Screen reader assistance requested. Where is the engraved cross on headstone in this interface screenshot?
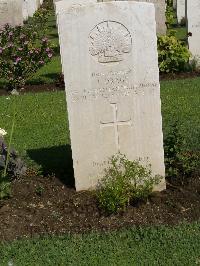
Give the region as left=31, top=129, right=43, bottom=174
left=100, top=103, right=132, bottom=151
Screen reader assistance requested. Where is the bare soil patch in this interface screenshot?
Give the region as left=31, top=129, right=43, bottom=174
left=0, top=175, right=199, bottom=242
left=160, top=71, right=200, bottom=80
left=0, top=84, right=64, bottom=96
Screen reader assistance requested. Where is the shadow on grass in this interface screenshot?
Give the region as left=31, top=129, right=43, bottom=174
left=47, top=23, right=57, bottom=30
left=26, top=79, right=45, bottom=85
left=48, top=33, right=59, bottom=39
left=27, top=144, right=75, bottom=188
left=43, top=72, right=61, bottom=81
left=27, top=73, right=61, bottom=85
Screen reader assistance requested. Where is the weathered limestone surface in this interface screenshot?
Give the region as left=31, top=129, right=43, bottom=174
left=0, top=0, right=23, bottom=28
left=187, top=0, right=200, bottom=63
left=177, top=0, right=185, bottom=23
left=98, top=0, right=166, bottom=35
left=56, top=1, right=166, bottom=191
left=55, top=0, right=96, bottom=73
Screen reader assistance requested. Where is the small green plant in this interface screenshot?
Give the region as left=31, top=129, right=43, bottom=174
left=164, top=121, right=200, bottom=184
left=158, top=32, right=191, bottom=73
left=35, top=185, right=45, bottom=196
left=165, top=6, right=174, bottom=28
left=0, top=171, right=11, bottom=199
left=96, top=153, right=162, bottom=214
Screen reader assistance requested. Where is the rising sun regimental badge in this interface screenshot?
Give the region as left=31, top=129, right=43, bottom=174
left=89, top=20, right=132, bottom=64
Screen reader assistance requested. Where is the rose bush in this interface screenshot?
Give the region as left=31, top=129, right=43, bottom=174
left=0, top=24, right=53, bottom=91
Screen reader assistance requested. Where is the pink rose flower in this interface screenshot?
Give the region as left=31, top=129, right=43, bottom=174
left=15, top=57, right=22, bottom=64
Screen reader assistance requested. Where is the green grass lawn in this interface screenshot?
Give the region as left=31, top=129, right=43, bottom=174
left=0, top=223, right=199, bottom=265
left=174, top=27, right=187, bottom=41
left=161, top=78, right=200, bottom=151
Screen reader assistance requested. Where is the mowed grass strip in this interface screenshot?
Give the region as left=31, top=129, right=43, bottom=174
left=0, top=223, right=200, bottom=265
left=0, top=91, right=69, bottom=154
left=161, top=77, right=200, bottom=151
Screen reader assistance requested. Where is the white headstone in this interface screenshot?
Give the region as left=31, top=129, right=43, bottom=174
left=98, top=0, right=166, bottom=35
left=187, top=0, right=200, bottom=63
left=177, top=0, right=185, bottom=23
left=0, top=0, right=23, bottom=28
left=56, top=1, right=166, bottom=191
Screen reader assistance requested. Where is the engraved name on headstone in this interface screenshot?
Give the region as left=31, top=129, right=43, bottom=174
left=56, top=1, right=166, bottom=191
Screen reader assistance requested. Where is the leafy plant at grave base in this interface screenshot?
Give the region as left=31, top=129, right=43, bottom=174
left=0, top=24, right=53, bottom=91
left=96, top=153, right=162, bottom=214
left=158, top=31, right=191, bottom=73
left=164, top=121, right=200, bottom=185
